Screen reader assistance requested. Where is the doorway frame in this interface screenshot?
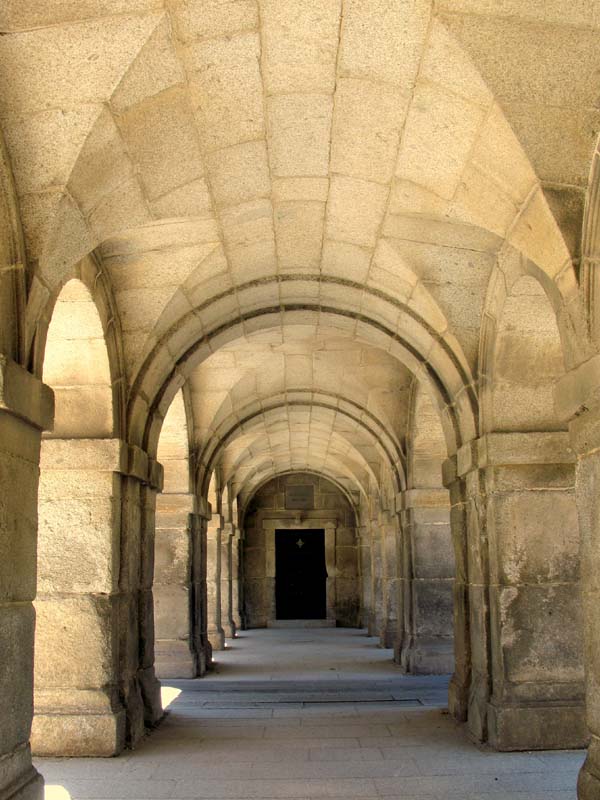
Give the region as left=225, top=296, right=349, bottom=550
left=275, top=528, right=327, bottom=620
left=262, top=517, right=337, bottom=623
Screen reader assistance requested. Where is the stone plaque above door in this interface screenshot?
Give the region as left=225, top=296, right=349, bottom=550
left=285, top=484, right=314, bottom=510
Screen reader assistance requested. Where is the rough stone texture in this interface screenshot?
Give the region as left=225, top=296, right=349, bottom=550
left=444, top=432, right=586, bottom=751
left=1, top=2, right=600, bottom=793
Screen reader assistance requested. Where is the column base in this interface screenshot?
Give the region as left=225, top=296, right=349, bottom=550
left=2, top=768, right=44, bottom=800
left=0, top=748, right=44, bottom=800
left=395, top=637, right=454, bottom=675
left=381, top=624, right=396, bottom=649
left=487, top=700, right=588, bottom=751
left=222, top=622, right=236, bottom=639
left=31, top=709, right=126, bottom=757
left=578, top=743, right=600, bottom=800
left=208, top=628, right=225, bottom=651
left=448, top=672, right=469, bottom=722
left=139, top=666, right=163, bottom=728
left=155, top=640, right=198, bottom=678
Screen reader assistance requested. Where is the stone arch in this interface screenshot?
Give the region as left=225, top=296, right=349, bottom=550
left=128, top=297, right=478, bottom=462
left=0, top=124, right=26, bottom=363
left=32, top=276, right=126, bottom=756
left=196, top=396, right=406, bottom=499
left=577, top=129, right=600, bottom=346
left=480, top=254, right=570, bottom=435
left=241, top=469, right=360, bottom=522
left=218, top=415, right=386, bottom=492
left=42, top=278, right=113, bottom=438
left=29, top=253, right=126, bottom=439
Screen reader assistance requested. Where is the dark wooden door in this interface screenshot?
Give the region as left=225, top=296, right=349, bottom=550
left=275, top=529, right=326, bottom=619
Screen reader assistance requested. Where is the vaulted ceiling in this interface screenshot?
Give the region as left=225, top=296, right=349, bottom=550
left=1, top=0, right=595, bottom=507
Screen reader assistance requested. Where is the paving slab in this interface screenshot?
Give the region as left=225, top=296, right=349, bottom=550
left=37, top=628, right=584, bottom=800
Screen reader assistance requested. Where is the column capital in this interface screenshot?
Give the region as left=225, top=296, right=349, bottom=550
left=555, top=352, right=600, bottom=422
left=156, top=492, right=195, bottom=513
left=443, top=431, right=574, bottom=483
left=0, top=354, right=53, bottom=430
left=395, top=488, right=449, bottom=512
left=39, top=438, right=164, bottom=490
left=197, top=496, right=212, bottom=519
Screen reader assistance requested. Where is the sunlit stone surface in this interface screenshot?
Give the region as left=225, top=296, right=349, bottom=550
left=1, top=2, right=600, bottom=798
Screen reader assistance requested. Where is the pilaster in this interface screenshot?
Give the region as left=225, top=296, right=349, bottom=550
left=231, top=528, right=243, bottom=631
left=220, top=523, right=236, bottom=639
left=557, top=360, right=600, bottom=797
left=154, top=492, right=199, bottom=678
left=33, top=437, right=164, bottom=753
left=206, top=513, right=225, bottom=651
left=445, top=431, right=586, bottom=750
left=394, top=488, right=454, bottom=674
left=0, top=356, right=52, bottom=800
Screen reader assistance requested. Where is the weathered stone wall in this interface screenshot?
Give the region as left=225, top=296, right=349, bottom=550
left=445, top=433, right=585, bottom=751
left=243, top=473, right=360, bottom=628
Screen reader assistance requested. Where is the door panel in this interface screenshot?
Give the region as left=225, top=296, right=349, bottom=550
left=275, top=529, right=326, bottom=619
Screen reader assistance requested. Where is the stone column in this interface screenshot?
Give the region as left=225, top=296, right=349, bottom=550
left=231, top=527, right=243, bottom=631
left=446, top=432, right=585, bottom=750
left=220, top=523, right=236, bottom=639
left=357, top=526, right=372, bottom=630
left=33, top=438, right=127, bottom=756
left=137, top=469, right=164, bottom=732
left=320, top=523, right=335, bottom=622
left=206, top=513, right=225, bottom=650
left=442, top=467, right=471, bottom=723
left=34, top=441, right=164, bottom=752
left=0, top=356, right=52, bottom=800
left=154, top=492, right=198, bottom=677
left=369, top=524, right=384, bottom=639
left=381, top=516, right=399, bottom=649
left=334, top=524, right=360, bottom=627
left=395, top=488, right=454, bottom=673
left=191, top=498, right=212, bottom=673
left=556, top=357, right=600, bottom=798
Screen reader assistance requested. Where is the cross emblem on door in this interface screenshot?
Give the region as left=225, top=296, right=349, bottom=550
left=296, top=538, right=304, bottom=549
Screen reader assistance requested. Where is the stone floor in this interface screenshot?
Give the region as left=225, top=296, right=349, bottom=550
left=37, top=628, right=585, bottom=800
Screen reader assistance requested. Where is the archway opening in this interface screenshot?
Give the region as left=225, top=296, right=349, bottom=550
left=32, top=279, right=122, bottom=757
left=242, top=473, right=360, bottom=629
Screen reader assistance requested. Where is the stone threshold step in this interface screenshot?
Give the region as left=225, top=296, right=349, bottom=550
left=196, top=697, right=424, bottom=707
left=267, top=619, right=336, bottom=628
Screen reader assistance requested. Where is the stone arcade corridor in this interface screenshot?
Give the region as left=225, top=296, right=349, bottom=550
left=3, top=2, right=600, bottom=800
left=37, top=629, right=585, bottom=800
